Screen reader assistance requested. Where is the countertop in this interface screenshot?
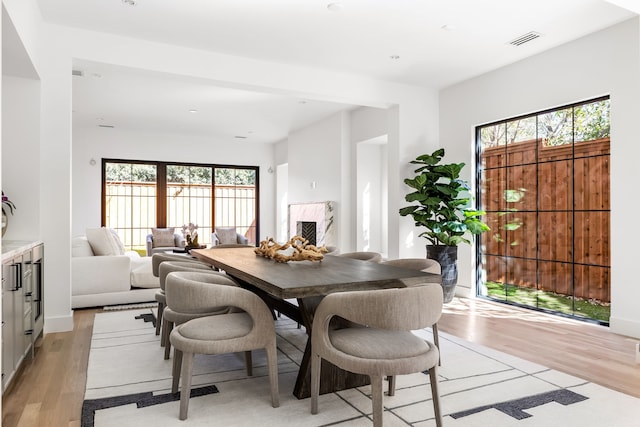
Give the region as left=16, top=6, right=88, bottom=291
left=2, top=240, right=43, bottom=260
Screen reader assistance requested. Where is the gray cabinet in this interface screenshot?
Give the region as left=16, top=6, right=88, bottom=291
left=1, top=241, right=44, bottom=392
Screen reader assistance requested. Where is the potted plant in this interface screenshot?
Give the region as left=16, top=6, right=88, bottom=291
left=2, top=191, right=16, bottom=237
left=399, top=148, right=489, bottom=302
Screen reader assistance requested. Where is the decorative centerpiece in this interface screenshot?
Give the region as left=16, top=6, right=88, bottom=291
left=255, top=235, right=328, bottom=263
left=182, top=222, right=204, bottom=251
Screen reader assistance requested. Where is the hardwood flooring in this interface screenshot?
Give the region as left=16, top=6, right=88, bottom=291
left=2, top=300, right=639, bottom=427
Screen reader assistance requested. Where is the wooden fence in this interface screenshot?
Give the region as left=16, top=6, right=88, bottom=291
left=481, top=137, right=610, bottom=303
left=105, top=182, right=256, bottom=250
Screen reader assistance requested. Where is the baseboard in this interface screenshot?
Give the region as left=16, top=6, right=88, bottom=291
left=44, top=313, right=74, bottom=333
left=610, top=316, right=640, bottom=339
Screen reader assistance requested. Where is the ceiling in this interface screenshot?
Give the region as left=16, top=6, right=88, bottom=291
left=32, top=0, right=638, bottom=143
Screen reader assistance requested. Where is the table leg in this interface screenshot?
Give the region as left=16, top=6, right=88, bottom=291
left=293, top=297, right=370, bottom=399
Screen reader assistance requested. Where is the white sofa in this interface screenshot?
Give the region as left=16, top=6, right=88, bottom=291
left=72, top=229, right=159, bottom=309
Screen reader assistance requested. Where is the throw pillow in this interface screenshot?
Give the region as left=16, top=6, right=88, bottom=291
left=109, top=229, right=126, bottom=255
left=72, top=236, right=94, bottom=257
left=151, top=227, right=176, bottom=248
left=216, top=227, right=238, bottom=245
left=86, top=227, right=121, bottom=256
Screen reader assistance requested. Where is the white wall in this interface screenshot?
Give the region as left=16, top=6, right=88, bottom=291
left=439, top=18, right=640, bottom=338
left=287, top=112, right=350, bottom=250
left=1, top=75, right=40, bottom=240
left=72, top=126, right=276, bottom=239
left=356, top=140, right=387, bottom=255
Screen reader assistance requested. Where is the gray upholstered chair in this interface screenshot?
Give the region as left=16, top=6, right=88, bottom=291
left=168, top=271, right=279, bottom=420
left=337, top=251, right=382, bottom=263
left=310, top=284, right=443, bottom=427
left=160, top=261, right=236, bottom=359
left=381, top=258, right=442, bottom=375
left=211, top=227, right=249, bottom=246
left=154, top=258, right=214, bottom=341
left=146, top=228, right=186, bottom=256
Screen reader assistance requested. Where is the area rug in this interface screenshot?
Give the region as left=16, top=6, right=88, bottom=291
left=102, top=302, right=158, bottom=311
left=83, top=309, right=640, bottom=427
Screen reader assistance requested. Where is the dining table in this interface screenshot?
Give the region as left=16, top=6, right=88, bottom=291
left=191, top=246, right=441, bottom=399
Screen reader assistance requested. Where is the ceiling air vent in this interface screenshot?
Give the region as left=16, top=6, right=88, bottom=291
left=98, top=124, right=114, bottom=128
left=509, top=31, right=542, bottom=47
left=72, top=69, right=84, bottom=77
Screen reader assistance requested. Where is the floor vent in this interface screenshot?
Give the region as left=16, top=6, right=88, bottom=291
left=509, top=31, right=542, bottom=46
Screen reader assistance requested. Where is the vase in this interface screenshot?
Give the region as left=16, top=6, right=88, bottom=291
left=2, top=210, right=7, bottom=237
left=426, top=245, right=458, bottom=303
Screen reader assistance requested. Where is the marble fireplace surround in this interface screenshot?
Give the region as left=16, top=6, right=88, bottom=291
left=288, top=201, right=336, bottom=247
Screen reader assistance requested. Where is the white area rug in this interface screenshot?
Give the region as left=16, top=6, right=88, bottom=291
left=83, top=309, right=640, bottom=427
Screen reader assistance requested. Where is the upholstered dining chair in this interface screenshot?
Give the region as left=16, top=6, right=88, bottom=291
left=160, top=261, right=238, bottom=359
left=337, top=251, right=382, bottom=263
left=310, top=284, right=443, bottom=427
left=168, top=271, right=279, bottom=420
left=151, top=254, right=213, bottom=337
left=381, top=258, right=442, bottom=377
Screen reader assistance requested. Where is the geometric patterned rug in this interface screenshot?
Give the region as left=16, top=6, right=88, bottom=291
left=83, top=309, right=640, bottom=426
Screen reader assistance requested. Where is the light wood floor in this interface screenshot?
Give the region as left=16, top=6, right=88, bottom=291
left=2, top=299, right=639, bottom=427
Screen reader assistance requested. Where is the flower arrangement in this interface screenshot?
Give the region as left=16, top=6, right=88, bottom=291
left=2, top=191, right=16, bottom=216
left=181, top=222, right=199, bottom=246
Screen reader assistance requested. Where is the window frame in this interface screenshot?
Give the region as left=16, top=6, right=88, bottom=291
left=475, top=95, right=610, bottom=324
left=101, top=158, right=260, bottom=249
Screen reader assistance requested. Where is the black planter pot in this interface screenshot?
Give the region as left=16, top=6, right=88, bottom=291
left=426, top=245, right=458, bottom=303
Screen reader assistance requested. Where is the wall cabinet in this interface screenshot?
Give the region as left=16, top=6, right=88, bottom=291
left=1, top=241, right=44, bottom=392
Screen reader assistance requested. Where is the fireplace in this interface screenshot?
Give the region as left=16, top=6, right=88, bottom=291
left=288, top=201, right=335, bottom=247
left=296, top=221, right=317, bottom=246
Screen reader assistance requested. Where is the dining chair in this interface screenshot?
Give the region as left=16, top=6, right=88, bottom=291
left=160, top=261, right=238, bottom=359
left=381, top=258, right=442, bottom=377
left=310, top=284, right=443, bottom=427
left=151, top=254, right=212, bottom=337
left=337, top=251, right=382, bottom=263
left=168, top=271, right=279, bottom=420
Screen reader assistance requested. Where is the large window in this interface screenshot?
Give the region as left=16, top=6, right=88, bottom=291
left=477, top=97, right=610, bottom=323
left=103, top=160, right=259, bottom=253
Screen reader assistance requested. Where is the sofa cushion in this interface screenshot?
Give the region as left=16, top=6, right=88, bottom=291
left=151, top=228, right=176, bottom=248
left=130, top=257, right=160, bottom=288
left=72, top=236, right=94, bottom=257
left=72, top=255, right=131, bottom=295
left=86, top=227, right=122, bottom=256
left=216, top=227, right=238, bottom=245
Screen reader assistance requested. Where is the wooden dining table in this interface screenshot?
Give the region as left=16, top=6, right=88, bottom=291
left=191, top=246, right=441, bottom=399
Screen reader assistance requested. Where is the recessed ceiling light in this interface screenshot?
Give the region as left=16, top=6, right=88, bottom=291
left=389, top=55, right=400, bottom=60
left=327, top=2, right=344, bottom=12
left=188, top=109, right=198, bottom=114
left=440, top=24, right=456, bottom=31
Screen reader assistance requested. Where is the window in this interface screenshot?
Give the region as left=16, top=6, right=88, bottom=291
left=103, top=160, right=259, bottom=253
left=477, top=97, right=610, bottom=324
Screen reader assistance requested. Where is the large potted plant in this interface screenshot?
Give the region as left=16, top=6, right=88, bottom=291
left=399, top=148, right=489, bottom=302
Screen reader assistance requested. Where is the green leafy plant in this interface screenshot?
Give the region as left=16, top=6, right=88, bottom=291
left=399, top=148, right=489, bottom=246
